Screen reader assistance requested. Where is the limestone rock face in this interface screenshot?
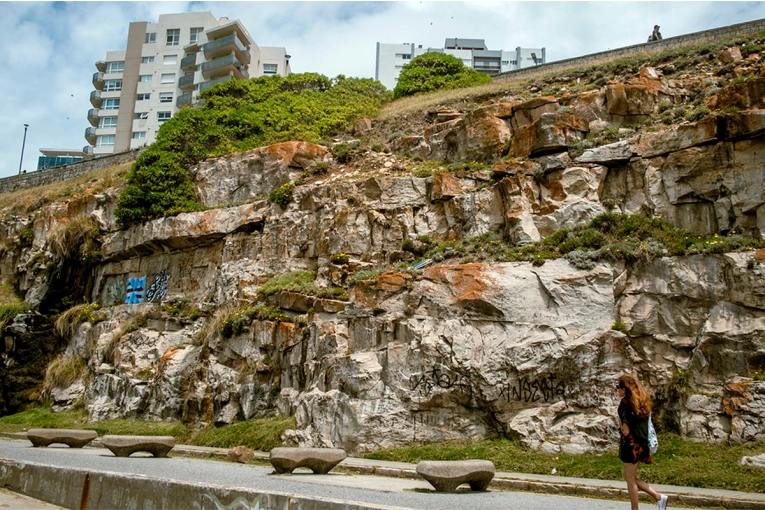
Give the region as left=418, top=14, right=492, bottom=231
left=4, top=64, right=765, bottom=457
left=193, top=142, right=330, bottom=208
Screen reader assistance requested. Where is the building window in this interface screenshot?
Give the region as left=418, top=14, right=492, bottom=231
left=161, top=73, right=175, bottom=84
left=132, top=132, right=146, bottom=139
left=135, top=112, right=149, bottom=119
left=397, top=53, right=412, bottom=60
left=163, top=54, right=177, bottom=65
left=142, top=56, right=155, bottom=64
left=159, top=92, right=173, bottom=103
left=145, top=32, right=156, bottom=44
left=104, top=80, right=122, bottom=91
left=105, top=61, right=124, bottom=73
left=102, top=98, right=120, bottom=110
left=263, top=63, right=277, bottom=74
left=501, top=60, right=509, bottom=65
left=190, top=27, right=203, bottom=44
left=98, top=117, right=118, bottom=128
left=96, top=135, right=115, bottom=147
left=139, top=75, right=152, bottom=82
left=137, top=93, right=150, bottom=100
left=166, top=28, right=180, bottom=46
left=158, top=111, right=172, bottom=123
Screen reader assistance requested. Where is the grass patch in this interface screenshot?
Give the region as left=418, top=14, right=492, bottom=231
left=190, top=415, right=295, bottom=451
left=256, top=270, right=349, bottom=301
left=0, top=406, right=191, bottom=441
left=0, top=164, right=130, bottom=217
left=423, top=214, right=764, bottom=268
left=363, top=434, right=765, bottom=493
left=0, top=285, right=29, bottom=335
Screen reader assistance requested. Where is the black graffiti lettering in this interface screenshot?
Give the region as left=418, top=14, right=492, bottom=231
left=500, top=375, right=567, bottom=404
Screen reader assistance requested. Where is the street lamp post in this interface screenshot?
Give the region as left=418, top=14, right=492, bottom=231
left=18, top=124, right=29, bottom=175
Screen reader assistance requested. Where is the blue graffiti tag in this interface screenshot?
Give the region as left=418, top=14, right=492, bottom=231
left=125, top=276, right=146, bottom=304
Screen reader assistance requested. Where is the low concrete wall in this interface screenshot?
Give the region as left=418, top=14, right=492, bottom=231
left=0, top=148, right=145, bottom=196
left=494, top=17, right=765, bottom=82
left=0, top=458, right=391, bottom=510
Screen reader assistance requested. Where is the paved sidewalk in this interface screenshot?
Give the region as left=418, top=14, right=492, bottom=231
left=3, top=432, right=764, bottom=509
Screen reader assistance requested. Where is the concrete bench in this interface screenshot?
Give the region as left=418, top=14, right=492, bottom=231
left=27, top=429, right=97, bottom=448
left=416, top=459, right=495, bottom=492
left=101, top=435, right=175, bottom=458
left=269, top=447, right=346, bottom=474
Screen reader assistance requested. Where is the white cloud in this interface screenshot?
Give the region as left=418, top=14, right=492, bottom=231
left=0, top=1, right=764, bottom=178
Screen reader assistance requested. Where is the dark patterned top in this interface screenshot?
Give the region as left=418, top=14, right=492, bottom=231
left=618, top=400, right=652, bottom=464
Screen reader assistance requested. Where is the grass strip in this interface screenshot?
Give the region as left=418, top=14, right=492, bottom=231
left=363, top=435, right=765, bottom=494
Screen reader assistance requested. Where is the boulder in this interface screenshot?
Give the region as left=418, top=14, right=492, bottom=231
left=227, top=445, right=255, bottom=463
left=719, top=47, right=743, bottom=64
left=635, top=116, right=718, bottom=158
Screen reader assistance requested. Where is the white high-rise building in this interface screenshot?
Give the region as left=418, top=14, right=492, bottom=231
left=375, top=38, right=545, bottom=90
left=86, top=12, right=291, bottom=157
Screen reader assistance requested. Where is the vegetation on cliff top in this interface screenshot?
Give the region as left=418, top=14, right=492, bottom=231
left=115, top=73, right=392, bottom=226
left=393, top=52, right=492, bottom=99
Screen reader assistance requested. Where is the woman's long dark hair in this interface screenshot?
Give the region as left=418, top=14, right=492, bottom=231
left=618, top=374, right=652, bottom=418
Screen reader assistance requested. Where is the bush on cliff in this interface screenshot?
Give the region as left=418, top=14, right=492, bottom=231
left=115, top=73, right=391, bottom=227
left=393, top=52, right=492, bottom=99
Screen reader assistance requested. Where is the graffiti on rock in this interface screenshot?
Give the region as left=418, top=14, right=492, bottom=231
left=104, top=279, right=126, bottom=306
left=125, top=277, right=146, bottom=304
left=497, top=375, right=566, bottom=404
left=409, top=367, right=472, bottom=398
left=146, top=270, right=171, bottom=303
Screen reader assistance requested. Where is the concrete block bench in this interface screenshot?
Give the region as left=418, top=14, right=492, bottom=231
left=269, top=447, right=346, bottom=474
left=416, top=459, right=495, bottom=492
left=101, top=435, right=176, bottom=458
left=27, top=429, right=97, bottom=448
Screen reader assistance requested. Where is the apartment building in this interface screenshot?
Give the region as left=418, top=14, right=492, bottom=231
left=375, top=39, right=545, bottom=90
left=86, top=12, right=291, bottom=157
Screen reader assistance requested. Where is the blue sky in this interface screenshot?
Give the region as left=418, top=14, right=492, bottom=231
left=1, top=1, right=764, bottom=178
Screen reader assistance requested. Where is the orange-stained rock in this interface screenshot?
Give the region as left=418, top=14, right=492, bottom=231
left=510, top=113, right=588, bottom=158
left=422, top=263, right=489, bottom=305
left=719, top=46, right=743, bottom=64
left=491, top=159, right=536, bottom=179
left=432, top=172, right=462, bottom=201
left=352, top=118, right=372, bottom=135
left=350, top=272, right=413, bottom=308
left=721, top=109, right=765, bottom=140
left=510, top=96, right=558, bottom=130
left=635, top=115, right=718, bottom=157
left=707, top=77, right=765, bottom=111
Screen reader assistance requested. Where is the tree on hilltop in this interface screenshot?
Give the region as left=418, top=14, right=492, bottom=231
left=393, top=52, right=492, bottom=99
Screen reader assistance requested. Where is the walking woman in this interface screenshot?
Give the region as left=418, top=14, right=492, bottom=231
left=617, top=374, right=668, bottom=510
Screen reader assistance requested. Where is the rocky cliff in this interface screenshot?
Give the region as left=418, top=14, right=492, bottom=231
left=1, top=47, right=765, bottom=455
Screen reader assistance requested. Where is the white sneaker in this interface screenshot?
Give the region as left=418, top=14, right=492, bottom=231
left=657, top=494, right=668, bottom=510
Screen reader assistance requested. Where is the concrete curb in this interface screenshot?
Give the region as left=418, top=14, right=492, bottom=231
left=4, top=432, right=765, bottom=509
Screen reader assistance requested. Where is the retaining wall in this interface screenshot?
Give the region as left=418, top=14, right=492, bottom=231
left=494, top=17, right=765, bottom=82
left=0, top=148, right=144, bottom=196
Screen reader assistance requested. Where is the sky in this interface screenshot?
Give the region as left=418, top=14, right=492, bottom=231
left=1, top=1, right=764, bottom=178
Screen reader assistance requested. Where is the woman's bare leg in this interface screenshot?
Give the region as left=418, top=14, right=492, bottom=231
left=623, top=462, right=640, bottom=510
left=636, top=477, right=661, bottom=501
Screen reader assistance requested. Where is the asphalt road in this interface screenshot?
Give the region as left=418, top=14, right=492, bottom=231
left=0, top=438, right=680, bottom=510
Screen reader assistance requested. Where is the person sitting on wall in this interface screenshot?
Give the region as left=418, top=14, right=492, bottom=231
left=648, top=25, right=662, bottom=42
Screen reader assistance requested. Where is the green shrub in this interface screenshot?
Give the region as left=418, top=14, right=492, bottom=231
left=329, top=253, right=350, bottom=265
left=220, top=303, right=290, bottom=338
left=393, top=52, right=492, bottom=99
left=268, top=182, right=295, bottom=209
left=348, top=267, right=385, bottom=284
left=18, top=229, right=34, bottom=247
left=114, top=73, right=391, bottom=226
left=331, top=142, right=360, bottom=164
left=611, top=321, right=627, bottom=333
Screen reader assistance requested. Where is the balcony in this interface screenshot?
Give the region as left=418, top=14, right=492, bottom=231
left=83, top=145, right=94, bottom=157
left=181, top=53, right=197, bottom=71
left=178, top=73, right=195, bottom=91
left=177, top=92, right=193, bottom=107
left=95, top=61, right=106, bottom=73
left=200, top=54, right=248, bottom=80
left=84, top=127, right=97, bottom=145
left=202, top=34, right=250, bottom=64
left=87, top=108, right=100, bottom=127
left=92, top=72, right=104, bottom=90
left=199, top=75, right=233, bottom=93
left=90, top=90, right=102, bottom=108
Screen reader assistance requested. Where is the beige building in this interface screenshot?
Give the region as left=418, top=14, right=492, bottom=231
left=86, top=12, right=291, bottom=157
